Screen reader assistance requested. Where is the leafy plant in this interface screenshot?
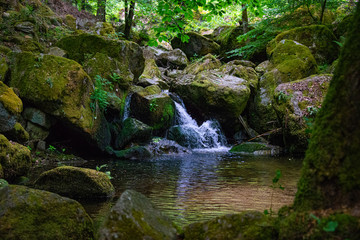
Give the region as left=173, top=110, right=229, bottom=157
left=46, top=77, right=53, bottom=88
left=310, top=214, right=339, bottom=232
left=109, top=72, right=122, bottom=83
left=277, top=91, right=292, bottom=103
left=149, top=99, right=159, bottom=112
left=90, top=75, right=113, bottom=113
left=334, top=36, right=346, bottom=48
left=96, top=164, right=113, bottom=179
left=47, top=145, right=57, bottom=152
left=264, top=169, right=284, bottom=216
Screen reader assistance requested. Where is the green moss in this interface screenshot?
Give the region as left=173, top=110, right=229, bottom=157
left=0, top=81, right=22, bottom=115
left=185, top=53, right=221, bottom=75
left=64, top=14, right=76, bottom=30
left=35, top=166, right=115, bottom=199
left=0, top=56, right=8, bottom=82
left=230, top=142, right=272, bottom=153
left=114, top=146, right=153, bottom=159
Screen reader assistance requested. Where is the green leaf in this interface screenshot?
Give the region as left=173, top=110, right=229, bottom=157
left=264, top=209, right=269, bottom=215
left=323, top=221, right=338, bottom=232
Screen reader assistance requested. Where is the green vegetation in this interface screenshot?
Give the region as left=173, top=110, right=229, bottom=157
left=264, top=169, right=284, bottom=216
left=90, top=75, right=113, bottom=113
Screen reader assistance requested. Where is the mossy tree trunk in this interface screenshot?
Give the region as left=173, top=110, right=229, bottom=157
left=97, top=0, right=106, bottom=22
left=124, top=0, right=136, bottom=40
left=293, top=2, right=360, bottom=211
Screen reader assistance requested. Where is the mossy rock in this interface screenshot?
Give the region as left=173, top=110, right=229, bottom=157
left=23, top=107, right=52, bottom=129
left=230, top=142, right=281, bottom=156
left=35, top=166, right=115, bottom=199
left=220, top=60, right=259, bottom=90
left=3, top=122, right=29, bottom=143
left=171, top=31, right=220, bottom=58
left=0, top=134, right=31, bottom=181
left=94, top=22, right=115, bottom=36
left=56, top=33, right=145, bottom=81
left=184, top=211, right=277, bottom=240
left=156, top=48, right=189, bottom=70
left=9, top=51, right=111, bottom=151
left=115, top=118, right=152, bottom=149
left=99, top=190, right=178, bottom=240
left=185, top=53, right=222, bottom=75
left=64, top=14, right=76, bottom=30
left=273, top=74, right=331, bottom=154
left=114, top=146, right=153, bottom=159
left=0, top=81, right=22, bottom=115
left=130, top=87, right=175, bottom=131
left=268, top=25, right=339, bottom=64
left=0, top=185, right=94, bottom=239
left=138, top=59, right=169, bottom=90
left=0, top=56, right=8, bottom=82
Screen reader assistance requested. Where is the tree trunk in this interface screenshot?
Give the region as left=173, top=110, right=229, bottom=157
left=97, top=0, right=106, bottom=22
left=81, top=0, right=86, bottom=11
left=293, top=2, right=360, bottom=211
left=124, top=0, right=135, bottom=40
left=319, top=0, right=327, bottom=23
left=242, top=3, right=248, bottom=34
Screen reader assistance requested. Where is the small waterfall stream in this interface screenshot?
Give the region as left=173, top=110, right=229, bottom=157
left=122, top=93, right=132, bottom=122
left=168, top=94, right=228, bottom=151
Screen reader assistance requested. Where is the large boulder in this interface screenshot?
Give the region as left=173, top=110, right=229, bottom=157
left=185, top=53, right=222, bottom=75
left=248, top=40, right=318, bottom=134
left=273, top=74, right=332, bottom=153
left=267, top=25, right=339, bottom=64
left=230, top=142, right=281, bottom=156
left=171, top=32, right=220, bottom=58
left=130, top=85, right=175, bottom=131
left=156, top=48, right=189, bottom=69
left=99, top=190, right=178, bottom=240
left=0, top=185, right=94, bottom=239
left=56, top=33, right=145, bottom=82
left=0, top=134, right=31, bottom=181
left=114, top=146, right=153, bottom=159
left=115, top=118, right=152, bottom=149
left=34, top=166, right=115, bottom=199
left=138, top=59, right=169, bottom=89
left=9, top=52, right=111, bottom=151
left=0, top=81, right=22, bottom=132
left=183, top=211, right=277, bottom=240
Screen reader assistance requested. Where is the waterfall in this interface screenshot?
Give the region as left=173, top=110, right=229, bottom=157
left=168, top=94, right=228, bottom=151
left=122, top=93, right=132, bottom=122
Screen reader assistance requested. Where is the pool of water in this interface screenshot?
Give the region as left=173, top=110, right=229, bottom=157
left=80, top=151, right=303, bottom=227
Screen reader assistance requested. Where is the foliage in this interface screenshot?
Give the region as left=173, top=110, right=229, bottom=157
left=149, top=99, right=158, bottom=112
left=90, top=75, right=113, bottom=113
left=310, top=214, right=338, bottom=232
left=276, top=91, right=292, bottom=103
left=264, top=169, right=284, bottom=216
left=334, top=36, right=346, bottom=48
left=96, top=164, right=113, bottom=179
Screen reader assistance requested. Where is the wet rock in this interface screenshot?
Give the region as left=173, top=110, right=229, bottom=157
left=114, top=146, right=153, bottom=159
left=171, top=32, right=220, bottom=58
left=23, top=107, right=53, bottom=129
left=230, top=142, right=281, bottom=156
left=35, top=166, right=115, bottom=199
left=185, top=53, right=221, bottom=75
left=0, top=134, right=31, bottom=181
left=25, top=121, right=49, bottom=141
left=3, top=122, right=29, bottom=143
left=99, top=190, right=177, bottom=240
left=115, top=118, right=152, bottom=149
left=0, top=185, right=94, bottom=239
left=138, top=59, right=169, bottom=89
left=94, top=22, right=115, bottom=36
left=147, top=138, right=190, bottom=155
left=184, top=211, right=277, bottom=240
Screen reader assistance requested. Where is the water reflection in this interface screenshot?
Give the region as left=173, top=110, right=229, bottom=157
left=82, top=152, right=302, bottom=227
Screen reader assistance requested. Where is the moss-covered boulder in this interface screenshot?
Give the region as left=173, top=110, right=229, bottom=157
left=9, top=52, right=111, bottom=151
left=0, top=134, right=31, bottom=181
left=156, top=48, right=189, bottom=70
left=3, top=122, right=29, bottom=143
left=212, top=26, right=243, bottom=52
left=34, top=166, right=115, bottom=199
left=220, top=60, right=259, bottom=90
left=185, top=53, right=222, bottom=75
left=184, top=211, right=277, bottom=240
left=230, top=142, right=281, bottom=156
left=0, top=81, right=22, bottom=133
left=138, top=59, right=169, bottom=89
left=115, top=118, right=152, bottom=149
left=99, top=190, right=177, bottom=240
left=172, top=70, right=251, bottom=136
left=171, top=32, right=220, bottom=58
left=114, top=146, right=153, bottom=159
left=248, top=40, right=318, bottom=135
left=268, top=25, right=339, bottom=64
left=56, top=33, right=145, bottom=82
left=273, top=74, right=331, bottom=154
left=0, top=185, right=94, bottom=239
left=23, top=107, right=53, bottom=129
left=94, top=22, right=115, bottom=36
left=0, top=56, right=8, bottom=82
left=130, top=85, right=175, bottom=131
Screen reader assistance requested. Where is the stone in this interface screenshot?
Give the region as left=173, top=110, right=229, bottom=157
left=171, top=32, right=220, bottom=58
left=146, top=138, right=190, bottom=155
left=185, top=53, right=221, bottom=75
left=0, top=56, right=8, bottom=82
left=115, top=118, right=152, bottom=149
left=35, top=166, right=115, bottom=199
left=15, top=21, right=35, bottom=34
left=3, top=122, right=29, bottom=143
left=230, top=142, right=281, bottom=156
left=99, top=190, right=177, bottom=240
left=26, top=121, right=49, bottom=140
left=138, top=59, right=169, bottom=90
left=156, top=48, right=189, bottom=69
left=0, top=134, right=31, bottom=181
left=47, top=46, right=66, bottom=57
left=23, top=107, right=52, bottom=129
left=0, top=81, right=22, bottom=116
left=114, top=146, right=153, bottom=159
left=94, top=22, right=115, bottom=36
left=0, top=185, right=94, bottom=239
left=64, top=14, right=76, bottom=30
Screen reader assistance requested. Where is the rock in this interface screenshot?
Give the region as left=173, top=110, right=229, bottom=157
left=248, top=39, right=318, bottom=134
left=56, top=33, right=145, bottom=82
left=0, top=185, right=94, bottom=239
left=99, top=190, right=177, bottom=240
left=230, top=142, right=281, bottom=156
left=0, top=102, right=16, bottom=133
left=185, top=53, right=221, bottom=75
left=273, top=74, right=332, bottom=153
left=220, top=61, right=259, bottom=90
left=26, top=121, right=49, bottom=140
left=167, top=125, right=203, bottom=149
left=138, top=59, right=169, bottom=89
left=115, top=118, right=152, bottom=149
left=255, top=60, right=271, bottom=74
left=0, top=56, right=9, bottom=82
left=64, top=14, right=77, bottom=30
left=23, top=107, right=53, bottom=129
left=15, top=21, right=35, bottom=34
left=114, top=146, right=153, bottom=159
left=35, top=166, right=115, bottom=199
left=47, top=46, right=66, bottom=57
left=171, top=32, right=220, bottom=58
left=9, top=52, right=111, bottom=151
left=147, top=138, right=190, bottom=155
left=130, top=86, right=175, bottom=131
left=212, top=26, right=244, bottom=53
left=184, top=211, right=277, bottom=240
left=0, top=81, right=22, bottom=116
left=268, top=25, right=339, bottom=64
left=94, top=22, right=115, bottom=36
left=157, top=48, right=189, bottom=69
left=3, top=122, right=29, bottom=143
left=0, top=134, right=31, bottom=181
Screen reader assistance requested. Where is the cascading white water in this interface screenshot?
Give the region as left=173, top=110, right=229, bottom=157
left=168, top=95, right=228, bottom=151
left=122, top=93, right=132, bottom=122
